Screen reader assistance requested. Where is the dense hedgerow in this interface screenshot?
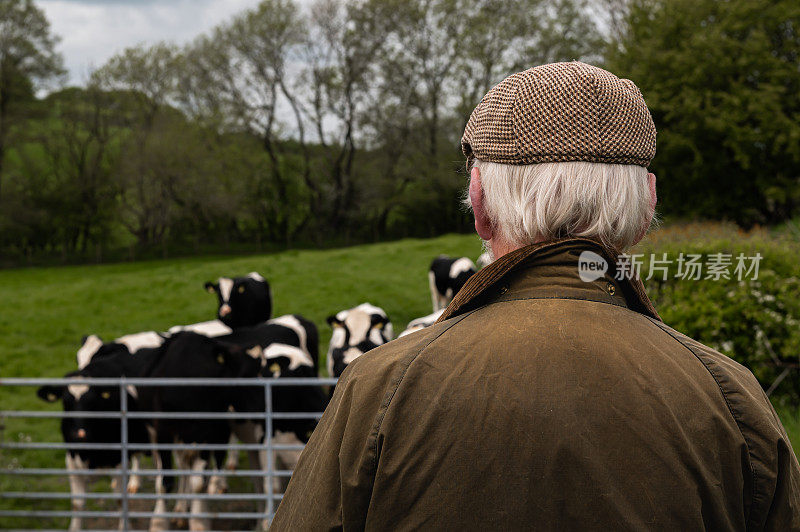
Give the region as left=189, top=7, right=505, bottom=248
left=636, top=222, right=800, bottom=406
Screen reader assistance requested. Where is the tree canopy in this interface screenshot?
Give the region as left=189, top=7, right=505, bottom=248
left=0, top=0, right=798, bottom=265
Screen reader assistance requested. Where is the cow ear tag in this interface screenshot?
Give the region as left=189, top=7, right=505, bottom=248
left=101, top=391, right=111, bottom=399
left=269, top=362, right=280, bottom=375
left=238, top=286, right=245, bottom=293
left=47, top=393, right=57, bottom=402
left=217, top=354, right=225, bottom=364
left=207, top=285, right=216, bottom=293
left=375, top=323, right=384, bottom=330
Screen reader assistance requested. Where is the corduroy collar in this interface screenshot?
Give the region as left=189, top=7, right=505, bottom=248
left=436, top=237, right=661, bottom=323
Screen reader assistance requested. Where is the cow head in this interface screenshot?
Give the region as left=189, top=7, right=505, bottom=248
left=37, top=348, right=132, bottom=455
left=326, top=303, right=393, bottom=378
left=204, top=272, right=272, bottom=329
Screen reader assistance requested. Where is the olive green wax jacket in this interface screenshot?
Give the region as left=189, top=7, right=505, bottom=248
left=271, top=238, right=800, bottom=531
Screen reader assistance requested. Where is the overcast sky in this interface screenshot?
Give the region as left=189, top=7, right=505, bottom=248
left=37, top=0, right=264, bottom=85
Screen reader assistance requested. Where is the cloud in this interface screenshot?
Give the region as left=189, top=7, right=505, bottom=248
left=37, top=0, right=263, bottom=85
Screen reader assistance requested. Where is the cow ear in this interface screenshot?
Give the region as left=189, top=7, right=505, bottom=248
left=80, top=335, right=89, bottom=345
left=370, top=314, right=388, bottom=328
left=212, top=341, right=238, bottom=365
left=37, top=385, right=63, bottom=402
left=204, top=281, right=218, bottom=294
left=326, top=315, right=341, bottom=328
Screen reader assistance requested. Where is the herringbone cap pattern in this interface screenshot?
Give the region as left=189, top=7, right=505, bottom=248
left=462, top=61, right=656, bottom=168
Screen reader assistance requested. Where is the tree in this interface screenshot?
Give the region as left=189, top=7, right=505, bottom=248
left=0, top=0, right=64, bottom=199
left=180, top=0, right=311, bottom=244
left=606, top=0, right=800, bottom=225
left=40, top=87, right=120, bottom=258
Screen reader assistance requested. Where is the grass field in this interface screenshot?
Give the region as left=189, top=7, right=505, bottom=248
left=1, top=229, right=799, bottom=529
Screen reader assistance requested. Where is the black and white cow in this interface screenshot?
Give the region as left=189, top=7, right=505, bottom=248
left=429, top=256, right=478, bottom=312
left=170, top=314, right=321, bottom=490
left=398, top=309, right=445, bottom=338
left=215, top=317, right=327, bottom=507
left=136, top=332, right=264, bottom=532
left=204, top=272, right=272, bottom=329
left=36, top=334, right=162, bottom=531
left=326, top=303, right=393, bottom=378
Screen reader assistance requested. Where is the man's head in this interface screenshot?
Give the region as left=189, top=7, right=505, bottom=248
left=462, top=62, right=658, bottom=260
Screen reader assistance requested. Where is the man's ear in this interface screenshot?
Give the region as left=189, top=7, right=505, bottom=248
left=204, top=281, right=217, bottom=294
left=469, top=166, right=493, bottom=241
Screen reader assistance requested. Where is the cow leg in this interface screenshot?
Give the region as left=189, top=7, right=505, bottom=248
left=273, top=431, right=304, bottom=493
left=66, top=453, right=87, bottom=531
left=188, top=454, right=211, bottom=531
left=224, top=432, right=239, bottom=470
left=171, top=450, right=190, bottom=528
left=147, top=427, right=170, bottom=532
left=207, top=449, right=228, bottom=495
left=127, top=454, right=141, bottom=494
left=112, top=467, right=127, bottom=531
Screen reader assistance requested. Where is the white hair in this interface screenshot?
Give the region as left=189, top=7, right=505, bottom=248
left=468, top=160, right=654, bottom=252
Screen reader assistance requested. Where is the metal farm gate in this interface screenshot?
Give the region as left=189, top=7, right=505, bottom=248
left=0, top=377, right=336, bottom=531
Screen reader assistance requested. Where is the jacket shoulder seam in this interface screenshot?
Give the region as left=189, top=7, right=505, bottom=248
left=369, top=311, right=475, bottom=473
left=646, top=317, right=758, bottom=524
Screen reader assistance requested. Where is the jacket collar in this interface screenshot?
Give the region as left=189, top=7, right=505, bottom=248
left=437, top=238, right=661, bottom=323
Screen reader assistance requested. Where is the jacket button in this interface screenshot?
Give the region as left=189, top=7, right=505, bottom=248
left=499, top=285, right=508, bottom=295
left=606, top=283, right=616, bottom=295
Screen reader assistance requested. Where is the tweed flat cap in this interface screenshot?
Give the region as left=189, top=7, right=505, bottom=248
left=462, top=61, right=656, bottom=168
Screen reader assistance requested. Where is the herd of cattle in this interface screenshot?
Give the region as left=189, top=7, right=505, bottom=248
left=35, top=254, right=485, bottom=530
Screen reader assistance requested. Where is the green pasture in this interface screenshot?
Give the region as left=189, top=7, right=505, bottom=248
left=1, top=228, right=800, bottom=529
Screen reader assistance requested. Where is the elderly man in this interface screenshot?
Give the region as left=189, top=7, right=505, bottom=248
left=272, top=62, right=800, bottom=529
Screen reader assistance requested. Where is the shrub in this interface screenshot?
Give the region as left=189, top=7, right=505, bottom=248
left=635, top=222, right=800, bottom=406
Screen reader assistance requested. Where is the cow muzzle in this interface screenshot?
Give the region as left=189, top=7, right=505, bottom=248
left=219, top=304, right=232, bottom=317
